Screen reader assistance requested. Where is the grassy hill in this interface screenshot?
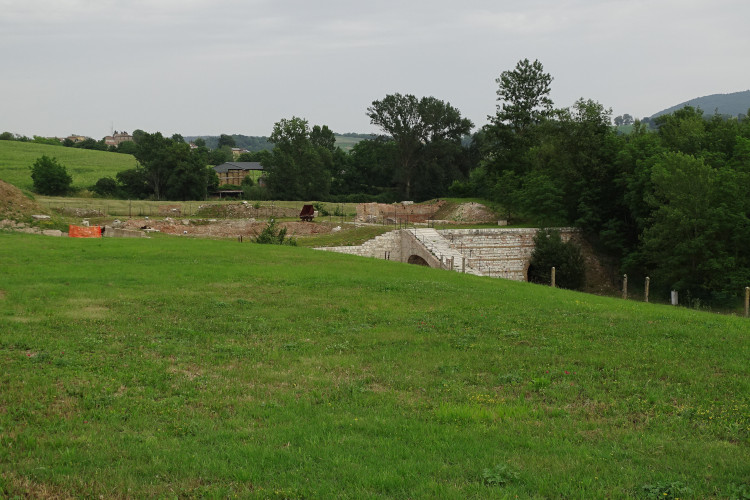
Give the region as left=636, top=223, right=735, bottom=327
left=0, top=233, right=747, bottom=498
left=0, top=141, right=137, bottom=191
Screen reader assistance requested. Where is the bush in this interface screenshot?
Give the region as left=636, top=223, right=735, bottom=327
left=29, top=155, right=73, bottom=195
left=255, top=219, right=296, bottom=245
left=527, top=228, right=586, bottom=290
left=92, top=177, right=119, bottom=197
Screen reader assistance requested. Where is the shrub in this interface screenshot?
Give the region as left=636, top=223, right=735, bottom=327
left=92, top=177, right=119, bottom=197
left=29, top=155, right=73, bottom=195
left=527, top=228, right=586, bottom=290
left=255, top=219, right=296, bottom=246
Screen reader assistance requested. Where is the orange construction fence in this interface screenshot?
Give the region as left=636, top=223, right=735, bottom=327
left=69, top=225, right=102, bottom=238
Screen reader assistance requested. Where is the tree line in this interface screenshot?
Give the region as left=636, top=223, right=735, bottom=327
left=459, top=58, right=750, bottom=306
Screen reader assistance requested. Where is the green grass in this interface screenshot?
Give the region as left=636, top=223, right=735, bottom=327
left=334, top=136, right=366, bottom=151
left=0, top=141, right=137, bottom=191
left=0, top=232, right=748, bottom=498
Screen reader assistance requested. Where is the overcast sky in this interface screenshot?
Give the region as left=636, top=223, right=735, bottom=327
left=2, top=0, right=748, bottom=139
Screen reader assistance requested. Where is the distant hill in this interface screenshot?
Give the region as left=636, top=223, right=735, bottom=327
left=184, top=133, right=376, bottom=152
left=649, top=90, right=750, bottom=119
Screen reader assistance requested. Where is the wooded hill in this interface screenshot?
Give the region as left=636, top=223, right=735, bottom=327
left=649, top=90, right=750, bottom=119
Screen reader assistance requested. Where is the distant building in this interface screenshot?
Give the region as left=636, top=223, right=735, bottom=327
left=213, top=162, right=264, bottom=186
left=231, top=148, right=250, bottom=159
left=104, top=131, right=133, bottom=147
left=66, top=135, right=87, bottom=143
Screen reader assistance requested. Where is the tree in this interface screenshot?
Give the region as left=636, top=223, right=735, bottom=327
left=310, top=125, right=336, bottom=151
left=116, top=168, right=150, bottom=199
left=133, top=132, right=212, bottom=200
left=493, top=58, right=553, bottom=133
left=367, top=93, right=472, bottom=199
left=639, top=152, right=750, bottom=304
left=29, top=155, right=72, bottom=195
left=92, top=177, right=119, bottom=197
left=218, top=134, right=236, bottom=149
left=264, top=117, right=333, bottom=200
left=527, top=229, right=586, bottom=290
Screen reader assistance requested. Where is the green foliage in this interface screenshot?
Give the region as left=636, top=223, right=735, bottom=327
left=494, top=58, right=553, bottom=133
left=528, top=229, right=586, bottom=290
left=92, top=177, right=119, bottom=197
left=638, top=152, right=750, bottom=304
left=367, top=93, right=473, bottom=199
left=264, top=117, right=335, bottom=200
left=134, top=132, right=211, bottom=200
left=254, top=219, right=296, bottom=245
left=482, top=464, right=519, bottom=486
left=641, top=480, right=693, bottom=499
left=29, top=155, right=72, bottom=195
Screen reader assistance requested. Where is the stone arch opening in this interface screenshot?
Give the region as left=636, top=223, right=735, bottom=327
left=407, top=255, right=430, bottom=266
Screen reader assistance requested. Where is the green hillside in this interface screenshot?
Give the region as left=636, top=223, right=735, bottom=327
left=650, top=89, right=750, bottom=119
left=0, top=233, right=747, bottom=498
left=0, top=141, right=137, bottom=191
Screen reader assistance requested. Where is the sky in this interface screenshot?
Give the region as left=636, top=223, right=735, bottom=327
left=1, top=0, right=748, bottom=139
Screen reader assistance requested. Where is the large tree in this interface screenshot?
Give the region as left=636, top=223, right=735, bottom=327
left=367, top=93, right=472, bottom=199
left=264, top=117, right=334, bottom=200
left=493, top=58, right=553, bottom=134
left=133, top=132, right=212, bottom=200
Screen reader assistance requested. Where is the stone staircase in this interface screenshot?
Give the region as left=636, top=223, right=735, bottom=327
left=410, top=228, right=481, bottom=275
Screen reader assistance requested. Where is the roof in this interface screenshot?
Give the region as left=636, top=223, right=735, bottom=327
left=213, top=162, right=264, bottom=173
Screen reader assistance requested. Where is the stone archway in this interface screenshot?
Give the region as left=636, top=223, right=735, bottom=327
left=407, top=255, right=430, bottom=266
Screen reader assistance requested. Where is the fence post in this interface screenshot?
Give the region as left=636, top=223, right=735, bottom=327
left=462, top=257, right=466, bottom=274
left=745, top=287, right=749, bottom=318
left=551, top=267, right=556, bottom=288
left=622, top=274, right=628, bottom=300
left=645, top=277, right=650, bottom=303
left=671, top=290, right=679, bottom=306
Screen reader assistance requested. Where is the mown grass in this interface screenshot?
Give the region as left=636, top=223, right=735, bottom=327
left=0, top=141, right=137, bottom=191
left=0, top=232, right=748, bottom=498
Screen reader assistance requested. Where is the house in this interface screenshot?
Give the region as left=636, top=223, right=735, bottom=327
left=231, top=147, right=250, bottom=159
left=213, top=162, right=264, bottom=186
left=104, top=131, right=133, bottom=147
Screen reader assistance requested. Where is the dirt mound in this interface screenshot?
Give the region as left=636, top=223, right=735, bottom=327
left=120, top=218, right=336, bottom=238
left=433, top=202, right=497, bottom=223
left=0, top=180, right=47, bottom=222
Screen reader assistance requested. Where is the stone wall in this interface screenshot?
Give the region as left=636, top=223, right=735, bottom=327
left=439, top=228, right=578, bottom=280
left=317, top=230, right=403, bottom=259
left=317, top=227, right=588, bottom=282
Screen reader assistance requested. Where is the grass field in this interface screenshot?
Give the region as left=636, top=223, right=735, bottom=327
left=0, top=233, right=748, bottom=498
left=0, top=141, right=137, bottom=191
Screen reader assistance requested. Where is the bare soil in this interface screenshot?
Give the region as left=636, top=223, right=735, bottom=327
left=0, top=180, right=47, bottom=221
left=437, top=202, right=497, bottom=223
left=120, top=218, right=336, bottom=238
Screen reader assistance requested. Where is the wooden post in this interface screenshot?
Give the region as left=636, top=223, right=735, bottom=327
left=745, top=287, right=749, bottom=318
left=462, top=257, right=466, bottom=274
left=622, top=274, right=628, bottom=300
left=551, top=267, right=556, bottom=288
left=645, top=277, right=650, bottom=303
